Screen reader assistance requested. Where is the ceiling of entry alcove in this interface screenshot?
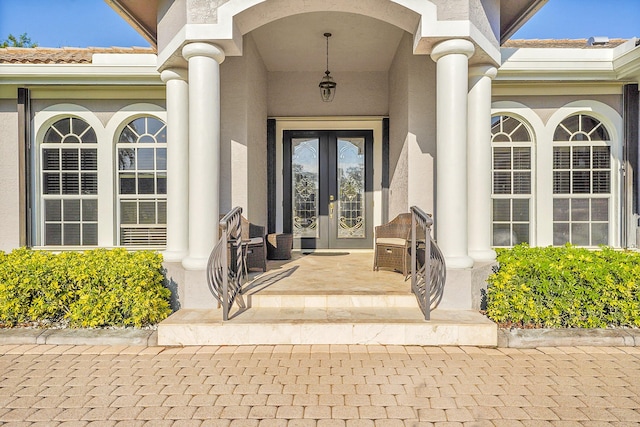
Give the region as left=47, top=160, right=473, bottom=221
left=250, top=12, right=406, bottom=73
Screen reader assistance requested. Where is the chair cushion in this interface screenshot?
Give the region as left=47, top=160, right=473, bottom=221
left=375, top=237, right=407, bottom=246
left=245, top=237, right=264, bottom=246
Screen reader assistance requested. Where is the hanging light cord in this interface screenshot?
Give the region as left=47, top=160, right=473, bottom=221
left=325, top=33, right=331, bottom=75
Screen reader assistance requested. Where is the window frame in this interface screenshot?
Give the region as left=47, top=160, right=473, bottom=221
left=490, top=114, right=535, bottom=248
left=33, top=107, right=109, bottom=249
left=551, top=113, right=612, bottom=247
left=32, top=104, right=167, bottom=249
left=115, top=115, right=168, bottom=248
left=542, top=101, right=622, bottom=248
left=39, top=117, right=99, bottom=246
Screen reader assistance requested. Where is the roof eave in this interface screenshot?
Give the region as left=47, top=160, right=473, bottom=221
left=104, top=0, right=157, bottom=47
left=500, top=0, right=549, bottom=45
left=0, top=63, right=162, bottom=86
left=497, top=47, right=618, bottom=82
left=105, top=0, right=549, bottom=50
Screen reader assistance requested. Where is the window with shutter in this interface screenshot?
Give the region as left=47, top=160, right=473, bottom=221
left=41, top=117, right=98, bottom=246
left=491, top=115, right=532, bottom=247
left=552, top=114, right=611, bottom=246
left=117, top=116, right=167, bottom=247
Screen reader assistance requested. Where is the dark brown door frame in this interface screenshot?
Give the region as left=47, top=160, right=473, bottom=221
left=283, top=130, right=374, bottom=250
left=17, top=88, right=32, bottom=247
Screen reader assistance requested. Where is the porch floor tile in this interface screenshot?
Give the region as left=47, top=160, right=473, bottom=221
left=159, top=251, right=497, bottom=346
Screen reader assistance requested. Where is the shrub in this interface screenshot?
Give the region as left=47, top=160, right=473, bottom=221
left=486, top=244, right=640, bottom=328
left=0, top=248, right=172, bottom=328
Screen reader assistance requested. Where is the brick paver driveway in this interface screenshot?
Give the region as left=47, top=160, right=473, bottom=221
left=1, top=344, right=639, bottom=426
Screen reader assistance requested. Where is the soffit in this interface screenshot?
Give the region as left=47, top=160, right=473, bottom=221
left=107, top=0, right=548, bottom=48
left=104, top=0, right=159, bottom=46
left=500, top=0, right=549, bottom=44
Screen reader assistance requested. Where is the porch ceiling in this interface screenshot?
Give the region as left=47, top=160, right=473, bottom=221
left=251, top=13, right=405, bottom=72
left=106, top=0, right=548, bottom=48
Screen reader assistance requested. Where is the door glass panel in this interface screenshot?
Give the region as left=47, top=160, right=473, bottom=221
left=292, top=138, right=319, bottom=238
left=337, top=138, right=365, bottom=238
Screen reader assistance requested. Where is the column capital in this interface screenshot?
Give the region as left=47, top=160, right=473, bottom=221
left=430, top=39, right=475, bottom=62
left=469, top=65, right=498, bottom=80
left=182, top=42, right=225, bottom=64
left=161, top=68, right=188, bottom=83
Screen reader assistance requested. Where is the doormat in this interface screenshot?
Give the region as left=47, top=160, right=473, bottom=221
left=302, top=252, right=350, bottom=256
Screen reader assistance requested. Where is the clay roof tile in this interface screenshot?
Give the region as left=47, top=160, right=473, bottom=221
left=0, top=46, right=156, bottom=64
left=503, top=39, right=629, bottom=49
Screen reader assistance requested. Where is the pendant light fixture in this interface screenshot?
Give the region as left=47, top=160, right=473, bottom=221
left=318, top=32, right=337, bottom=102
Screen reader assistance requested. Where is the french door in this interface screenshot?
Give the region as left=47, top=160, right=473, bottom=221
left=283, top=130, right=373, bottom=250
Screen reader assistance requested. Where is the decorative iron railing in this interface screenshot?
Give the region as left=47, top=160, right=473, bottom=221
left=410, top=206, right=447, bottom=320
left=206, top=207, right=246, bottom=321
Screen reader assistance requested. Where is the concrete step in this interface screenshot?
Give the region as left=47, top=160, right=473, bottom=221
left=157, top=308, right=497, bottom=346
left=245, top=292, right=419, bottom=308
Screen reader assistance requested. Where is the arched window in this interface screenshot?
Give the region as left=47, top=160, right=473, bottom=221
left=117, top=116, right=167, bottom=246
left=491, top=115, right=532, bottom=247
left=552, top=114, right=610, bottom=246
left=41, top=117, right=98, bottom=246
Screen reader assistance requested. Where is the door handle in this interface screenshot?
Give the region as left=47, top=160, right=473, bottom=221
left=329, top=195, right=335, bottom=219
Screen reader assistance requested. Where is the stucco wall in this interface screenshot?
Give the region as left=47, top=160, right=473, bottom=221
left=388, top=34, right=410, bottom=219
left=432, top=0, right=469, bottom=21
left=493, top=94, right=623, bottom=125
left=432, top=0, right=499, bottom=46
left=246, top=37, right=269, bottom=226
left=30, top=99, right=166, bottom=125
left=407, top=46, right=436, bottom=217
left=220, top=34, right=268, bottom=226
left=0, top=100, right=21, bottom=251
left=158, top=0, right=187, bottom=53
left=221, top=57, right=248, bottom=215
left=267, top=71, right=388, bottom=117
left=475, top=0, right=500, bottom=43
left=388, top=33, right=436, bottom=219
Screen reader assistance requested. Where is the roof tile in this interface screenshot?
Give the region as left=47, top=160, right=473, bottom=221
left=0, top=47, right=156, bottom=64
left=503, top=39, right=628, bottom=49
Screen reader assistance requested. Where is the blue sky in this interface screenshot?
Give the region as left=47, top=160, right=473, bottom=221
left=0, top=0, right=638, bottom=48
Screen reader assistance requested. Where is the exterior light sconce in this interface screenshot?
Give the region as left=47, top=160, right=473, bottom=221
left=319, top=32, right=337, bottom=102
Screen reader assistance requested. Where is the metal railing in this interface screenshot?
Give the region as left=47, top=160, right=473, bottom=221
left=206, top=207, right=246, bottom=321
left=410, top=206, right=447, bottom=320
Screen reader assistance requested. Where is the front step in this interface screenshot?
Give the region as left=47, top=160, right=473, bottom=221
left=247, top=293, right=419, bottom=308
left=158, top=252, right=498, bottom=346
left=157, top=308, right=498, bottom=346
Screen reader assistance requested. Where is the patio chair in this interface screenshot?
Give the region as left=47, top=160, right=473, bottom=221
left=219, top=214, right=267, bottom=273
left=240, top=216, right=267, bottom=272
left=373, top=213, right=413, bottom=277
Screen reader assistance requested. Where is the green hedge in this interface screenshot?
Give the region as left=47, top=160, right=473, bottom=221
left=486, top=244, right=640, bottom=328
left=0, top=248, right=172, bottom=328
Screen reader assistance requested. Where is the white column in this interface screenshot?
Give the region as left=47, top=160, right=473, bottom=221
left=468, top=65, right=498, bottom=262
left=161, top=68, right=189, bottom=262
left=181, top=42, right=225, bottom=271
left=431, top=39, right=475, bottom=269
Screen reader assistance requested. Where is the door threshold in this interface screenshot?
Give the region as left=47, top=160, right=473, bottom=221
left=295, top=248, right=374, bottom=255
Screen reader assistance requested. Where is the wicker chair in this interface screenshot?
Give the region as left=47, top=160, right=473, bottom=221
left=373, top=213, right=413, bottom=277
left=219, top=215, right=267, bottom=272
left=240, top=216, right=267, bottom=272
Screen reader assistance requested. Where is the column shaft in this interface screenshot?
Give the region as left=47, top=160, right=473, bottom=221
left=181, top=43, right=225, bottom=270
left=161, top=69, right=189, bottom=262
left=468, top=66, right=498, bottom=262
left=431, top=39, right=475, bottom=269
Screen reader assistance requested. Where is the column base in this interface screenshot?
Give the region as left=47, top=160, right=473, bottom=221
left=182, top=256, right=209, bottom=271
left=468, top=249, right=497, bottom=263
left=444, top=255, right=475, bottom=269
left=163, top=250, right=188, bottom=263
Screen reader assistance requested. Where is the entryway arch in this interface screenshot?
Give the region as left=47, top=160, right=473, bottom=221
left=220, top=0, right=430, bottom=37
